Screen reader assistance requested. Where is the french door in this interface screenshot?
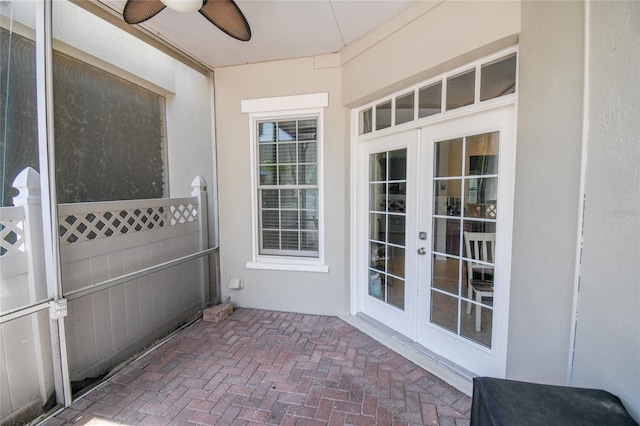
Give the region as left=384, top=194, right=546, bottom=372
left=359, top=130, right=419, bottom=337
left=358, top=106, right=515, bottom=377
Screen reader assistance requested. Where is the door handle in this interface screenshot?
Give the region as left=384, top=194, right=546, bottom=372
left=417, top=247, right=426, bottom=255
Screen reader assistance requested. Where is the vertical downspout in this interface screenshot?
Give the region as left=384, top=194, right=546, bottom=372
left=567, top=0, right=590, bottom=386
left=36, top=0, right=72, bottom=406
left=208, top=70, right=221, bottom=304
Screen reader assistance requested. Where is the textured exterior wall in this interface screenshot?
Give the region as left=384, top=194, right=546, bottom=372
left=571, top=1, right=640, bottom=420
left=214, top=57, right=349, bottom=315
left=507, top=0, right=585, bottom=385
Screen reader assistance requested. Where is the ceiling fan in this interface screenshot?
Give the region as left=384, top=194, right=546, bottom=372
left=123, top=0, right=251, bottom=41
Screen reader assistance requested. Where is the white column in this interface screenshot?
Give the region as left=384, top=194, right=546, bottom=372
left=11, top=167, right=52, bottom=405
left=192, top=176, right=210, bottom=307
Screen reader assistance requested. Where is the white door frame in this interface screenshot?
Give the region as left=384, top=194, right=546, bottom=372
left=350, top=102, right=517, bottom=378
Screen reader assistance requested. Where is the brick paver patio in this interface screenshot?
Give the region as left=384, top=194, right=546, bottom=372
left=43, top=308, right=471, bottom=425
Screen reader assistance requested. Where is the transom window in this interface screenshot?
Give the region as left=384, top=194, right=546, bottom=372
left=359, top=51, right=517, bottom=135
left=257, top=118, right=319, bottom=257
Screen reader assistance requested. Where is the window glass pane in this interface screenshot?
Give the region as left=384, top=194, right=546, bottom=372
left=298, top=119, right=317, bottom=141
left=259, top=122, right=276, bottom=142
left=281, top=211, right=299, bottom=229
left=446, top=69, right=475, bottom=111
left=301, top=231, right=318, bottom=251
left=395, top=92, right=414, bottom=125
left=298, top=142, right=316, bottom=163
left=298, top=165, right=317, bottom=185
left=278, top=143, right=296, bottom=164
left=280, top=189, right=298, bottom=208
left=301, top=211, right=318, bottom=230
left=260, top=166, right=276, bottom=185
left=278, top=165, right=296, bottom=185
left=434, top=138, right=463, bottom=177
left=300, top=189, right=317, bottom=209
left=281, top=231, right=299, bottom=250
left=261, top=189, right=279, bottom=208
left=277, top=121, right=296, bottom=141
left=480, top=54, right=516, bottom=101
left=259, top=144, right=276, bottom=164
left=376, top=100, right=392, bottom=130
left=262, top=210, right=279, bottom=229
left=360, top=108, right=372, bottom=135
left=263, top=230, right=280, bottom=249
left=418, top=82, right=442, bottom=118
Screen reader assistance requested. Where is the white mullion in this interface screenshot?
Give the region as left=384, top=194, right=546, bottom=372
left=475, top=63, right=482, bottom=104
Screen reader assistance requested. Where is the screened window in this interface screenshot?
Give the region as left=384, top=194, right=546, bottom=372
left=257, top=118, right=319, bottom=257
left=0, top=29, right=166, bottom=206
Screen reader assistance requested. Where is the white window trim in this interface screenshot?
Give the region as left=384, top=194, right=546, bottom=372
left=243, top=93, right=329, bottom=273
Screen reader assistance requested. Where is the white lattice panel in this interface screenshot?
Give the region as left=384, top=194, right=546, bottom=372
left=0, top=218, right=25, bottom=256
left=59, top=202, right=198, bottom=245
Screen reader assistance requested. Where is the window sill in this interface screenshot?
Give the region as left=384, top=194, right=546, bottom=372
left=246, top=260, right=330, bottom=273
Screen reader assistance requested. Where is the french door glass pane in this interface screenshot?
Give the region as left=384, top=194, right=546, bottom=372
left=431, top=132, right=499, bottom=348
left=432, top=256, right=460, bottom=296
left=368, top=148, right=407, bottom=310
left=431, top=291, right=458, bottom=333
left=434, top=138, right=463, bottom=177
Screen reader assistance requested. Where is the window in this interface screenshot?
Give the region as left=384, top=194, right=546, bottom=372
left=242, top=93, right=329, bottom=272
left=358, top=49, right=517, bottom=135
left=257, top=118, right=319, bottom=257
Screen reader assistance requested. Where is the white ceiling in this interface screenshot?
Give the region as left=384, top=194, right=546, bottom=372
left=103, top=0, right=416, bottom=68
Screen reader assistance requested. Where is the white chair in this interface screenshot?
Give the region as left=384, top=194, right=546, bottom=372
left=464, top=231, right=496, bottom=332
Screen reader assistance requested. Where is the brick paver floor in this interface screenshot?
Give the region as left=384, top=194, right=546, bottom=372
left=44, top=308, right=471, bottom=425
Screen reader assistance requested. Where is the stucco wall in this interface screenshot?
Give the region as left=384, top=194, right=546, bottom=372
left=571, top=1, right=640, bottom=419
left=214, top=58, right=348, bottom=315
left=508, top=0, right=585, bottom=385
left=213, top=0, right=520, bottom=316
left=341, top=0, right=520, bottom=107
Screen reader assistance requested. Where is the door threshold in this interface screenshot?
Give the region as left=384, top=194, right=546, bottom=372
left=339, top=313, right=474, bottom=396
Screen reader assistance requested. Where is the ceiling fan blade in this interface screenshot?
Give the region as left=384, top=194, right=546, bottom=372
left=123, top=0, right=166, bottom=24
left=199, top=0, right=251, bottom=41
